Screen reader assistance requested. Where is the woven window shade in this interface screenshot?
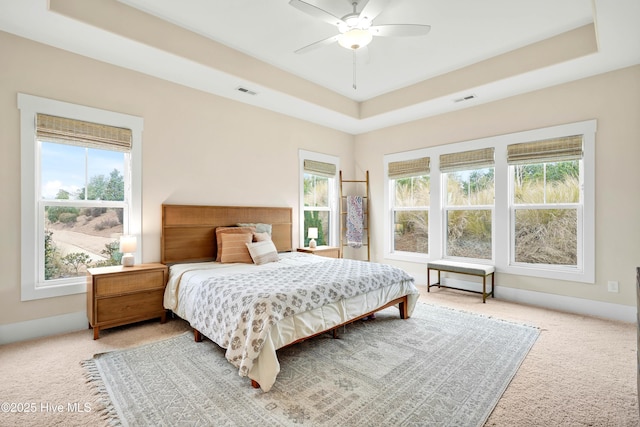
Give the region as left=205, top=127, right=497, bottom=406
left=388, top=157, right=430, bottom=179
left=36, top=114, right=132, bottom=152
left=507, top=135, right=583, bottom=164
left=440, top=148, right=494, bottom=173
left=303, top=159, right=336, bottom=177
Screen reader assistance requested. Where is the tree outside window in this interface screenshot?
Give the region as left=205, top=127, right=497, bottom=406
left=41, top=141, right=128, bottom=281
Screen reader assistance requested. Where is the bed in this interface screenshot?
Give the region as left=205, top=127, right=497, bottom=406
left=161, top=204, right=419, bottom=392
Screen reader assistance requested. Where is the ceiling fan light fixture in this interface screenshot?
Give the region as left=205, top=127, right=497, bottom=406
left=359, top=18, right=372, bottom=30
left=338, top=29, right=372, bottom=50
left=343, top=14, right=360, bottom=28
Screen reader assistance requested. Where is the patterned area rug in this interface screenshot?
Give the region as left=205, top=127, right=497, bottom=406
left=83, top=303, right=539, bottom=426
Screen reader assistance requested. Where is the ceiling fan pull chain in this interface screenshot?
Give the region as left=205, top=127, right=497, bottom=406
left=353, top=49, right=357, bottom=90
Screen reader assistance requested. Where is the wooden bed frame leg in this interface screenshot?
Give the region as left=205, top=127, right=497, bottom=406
left=251, top=380, right=260, bottom=389
left=399, top=296, right=409, bottom=319
left=193, top=329, right=203, bottom=342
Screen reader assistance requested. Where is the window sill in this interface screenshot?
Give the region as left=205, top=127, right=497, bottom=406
left=384, top=251, right=429, bottom=264
left=21, top=280, right=86, bottom=301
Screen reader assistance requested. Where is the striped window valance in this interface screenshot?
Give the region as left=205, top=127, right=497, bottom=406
left=36, top=114, right=132, bottom=152
left=303, top=159, right=336, bottom=177
left=388, top=157, right=430, bottom=179
left=507, top=135, right=583, bottom=164
left=440, top=147, right=494, bottom=173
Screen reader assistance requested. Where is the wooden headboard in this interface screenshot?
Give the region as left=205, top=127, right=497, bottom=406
left=161, top=204, right=293, bottom=264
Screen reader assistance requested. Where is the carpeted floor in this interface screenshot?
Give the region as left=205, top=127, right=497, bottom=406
left=82, top=303, right=539, bottom=426
left=0, top=286, right=637, bottom=426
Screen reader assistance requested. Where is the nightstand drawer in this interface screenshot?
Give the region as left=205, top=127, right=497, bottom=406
left=95, top=269, right=165, bottom=297
left=96, top=290, right=164, bottom=323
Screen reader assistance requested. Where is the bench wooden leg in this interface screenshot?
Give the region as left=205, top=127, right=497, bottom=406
left=427, top=267, right=431, bottom=292
left=491, top=272, right=495, bottom=298
left=482, top=276, right=487, bottom=303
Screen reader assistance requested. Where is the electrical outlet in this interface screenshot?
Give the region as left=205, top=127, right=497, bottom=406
left=607, top=281, right=619, bottom=293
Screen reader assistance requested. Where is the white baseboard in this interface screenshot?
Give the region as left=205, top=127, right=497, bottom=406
left=0, top=311, right=87, bottom=345
left=436, top=277, right=636, bottom=323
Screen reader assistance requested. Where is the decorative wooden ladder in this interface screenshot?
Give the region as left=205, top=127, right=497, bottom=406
left=339, top=170, right=370, bottom=261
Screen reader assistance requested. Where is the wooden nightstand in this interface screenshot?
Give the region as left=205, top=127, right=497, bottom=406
left=86, top=263, right=168, bottom=339
left=297, top=245, right=341, bottom=258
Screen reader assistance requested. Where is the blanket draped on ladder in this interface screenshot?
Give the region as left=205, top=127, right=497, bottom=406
left=346, top=195, right=364, bottom=248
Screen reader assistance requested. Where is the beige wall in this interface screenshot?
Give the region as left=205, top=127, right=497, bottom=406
left=0, top=31, right=354, bottom=325
left=355, top=64, right=640, bottom=307
left=1, top=28, right=638, bottom=330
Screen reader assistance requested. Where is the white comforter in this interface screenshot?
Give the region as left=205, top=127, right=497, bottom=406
left=164, top=252, right=418, bottom=391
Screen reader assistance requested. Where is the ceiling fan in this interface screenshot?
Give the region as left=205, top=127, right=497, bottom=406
left=289, top=0, right=431, bottom=89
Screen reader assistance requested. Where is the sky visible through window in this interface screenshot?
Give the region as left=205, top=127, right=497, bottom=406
left=40, top=141, right=125, bottom=200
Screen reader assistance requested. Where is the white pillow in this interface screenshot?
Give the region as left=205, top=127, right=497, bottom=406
left=246, top=240, right=279, bottom=265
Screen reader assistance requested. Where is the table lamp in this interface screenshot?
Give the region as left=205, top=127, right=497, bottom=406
left=120, top=235, right=137, bottom=267
left=308, top=227, right=318, bottom=248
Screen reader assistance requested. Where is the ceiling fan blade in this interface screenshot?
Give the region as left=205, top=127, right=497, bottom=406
left=358, top=0, right=389, bottom=22
left=369, top=24, right=431, bottom=37
left=289, top=0, right=345, bottom=27
left=294, top=34, right=340, bottom=54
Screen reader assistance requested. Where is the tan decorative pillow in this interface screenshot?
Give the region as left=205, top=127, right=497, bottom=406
left=246, top=240, right=279, bottom=265
left=215, top=226, right=256, bottom=262
left=220, top=232, right=253, bottom=264
left=253, top=232, right=271, bottom=242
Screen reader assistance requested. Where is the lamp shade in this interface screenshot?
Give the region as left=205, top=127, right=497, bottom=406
left=307, top=227, right=318, bottom=239
left=338, top=29, right=373, bottom=50
left=119, top=235, right=137, bottom=267
left=119, top=235, right=137, bottom=253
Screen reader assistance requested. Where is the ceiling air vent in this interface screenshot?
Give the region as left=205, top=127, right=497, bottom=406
left=236, top=86, right=258, bottom=96
left=454, top=94, right=477, bottom=103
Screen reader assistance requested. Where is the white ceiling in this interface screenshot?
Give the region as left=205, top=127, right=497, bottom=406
left=118, top=0, right=594, bottom=101
left=1, top=0, right=639, bottom=134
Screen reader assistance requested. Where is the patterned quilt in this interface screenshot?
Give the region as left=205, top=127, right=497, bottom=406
left=176, top=256, right=416, bottom=379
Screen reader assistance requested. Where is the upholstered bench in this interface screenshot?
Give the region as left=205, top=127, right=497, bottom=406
left=427, top=260, right=495, bottom=303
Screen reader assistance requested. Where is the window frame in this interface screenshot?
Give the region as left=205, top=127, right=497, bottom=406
left=18, top=94, right=143, bottom=300
left=298, top=150, right=339, bottom=248
left=383, top=120, right=595, bottom=283
left=384, top=149, right=433, bottom=263
left=442, top=154, right=495, bottom=262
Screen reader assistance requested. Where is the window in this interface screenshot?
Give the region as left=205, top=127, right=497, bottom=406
left=441, top=148, right=494, bottom=260
left=388, top=157, right=430, bottom=257
left=299, top=150, right=339, bottom=248
left=383, top=120, right=595, bottom=283
left=19, top=94, right=143, bottom=300
left=508, top=136, right=583, bottom=268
